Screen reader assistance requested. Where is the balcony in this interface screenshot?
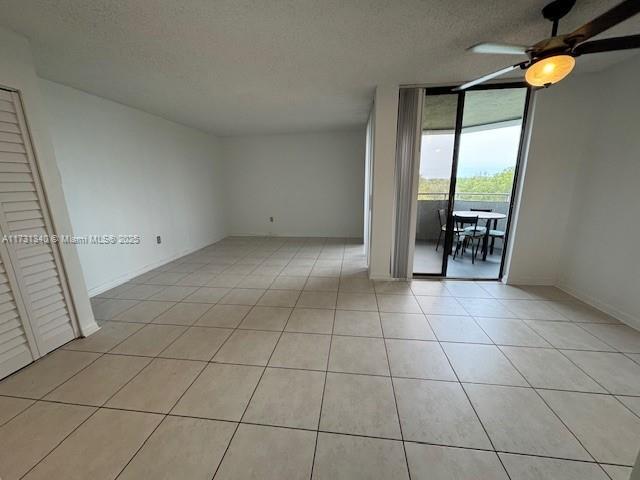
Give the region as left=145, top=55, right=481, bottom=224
left=414, top=192, right=510, bottom=278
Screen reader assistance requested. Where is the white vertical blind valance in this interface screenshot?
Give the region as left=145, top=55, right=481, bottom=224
left=391, top=88, right=423, bottom=279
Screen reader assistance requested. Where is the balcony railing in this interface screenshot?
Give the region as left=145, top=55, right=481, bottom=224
left=415, top=194, right=510, bottom=241
left=417, top=192, right=511, bottom=202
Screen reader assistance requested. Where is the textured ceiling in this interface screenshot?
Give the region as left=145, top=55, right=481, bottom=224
left=1, top=0, right=638, bottom=135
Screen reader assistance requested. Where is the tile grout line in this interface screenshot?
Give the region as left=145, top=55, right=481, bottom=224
left=9, top=394, right=636, bottom=468
left=377, top=291, right=414, bottom=480
left=6, top=238, right=639, bottom=477
left=10, top=332, right=640, bottom=399
left=0, top=397, right=34, bottom=428
left=16, top=401, right=103, bottom=479
left=20, top=330, right=181, bottom=480
left=437, top=329, right=513, bottom=479
left=308, top=243, right=335, bottom=480
left=471, top=315, right=624, bottom=476
left=209, top=257, right=304, bottom=480
left=148, top=239, right=299, bottom=479
left=14, top=239, right=300, bottom=479
left=470, top=318, right=601, bottom=466
left=108, top=306, right=243, bottom=480
left=306, top=238, right=341, bottom=466
left=8, top=367, right=640, bottom=405
left=91, top=316, right=628, bottom=348
left=551, top=346, right=640, bottom=422
left=77, top=317, right=632, bottom=355
left=473, top=300, right=640, bottom=424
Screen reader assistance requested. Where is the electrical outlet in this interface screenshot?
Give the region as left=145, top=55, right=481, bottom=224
left=156, top=235, right=161, bottom=244
left=269, top=217, right=274, bottom=223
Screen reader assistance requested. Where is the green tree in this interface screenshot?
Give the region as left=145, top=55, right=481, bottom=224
left=418, top=167, right=514, bottom=201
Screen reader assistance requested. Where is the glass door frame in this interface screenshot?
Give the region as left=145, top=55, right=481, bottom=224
left=413, top=81, right=533, bottom=280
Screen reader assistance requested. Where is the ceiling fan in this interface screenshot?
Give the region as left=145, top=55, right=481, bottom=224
left=456, top=0, right=640, bottom=90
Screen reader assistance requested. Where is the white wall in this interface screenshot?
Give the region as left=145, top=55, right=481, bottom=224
left=507, top=56, right=640, bottom=327
left=558, top=58, right=640, bottom=327
left=41, top=80, right=227, bottom=295
left=0, top=27, right=97, bottom=335
left=505, top=75, right=595, bottom=285
left=222, top=130, right=365, bottom=237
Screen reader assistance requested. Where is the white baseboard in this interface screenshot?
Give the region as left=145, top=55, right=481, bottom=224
left=80, top=321, right=101, bottom=337
left=229, top=232, right=363, bottom=240
left=556, top=282, right=640, bottom=331
left=503, top=275, right=558, bottom=286
left=369, top=274, right=393, bottom=281
left=88, top=234, right=227, bottom=297
left=503, top=275, right=639, bottom=330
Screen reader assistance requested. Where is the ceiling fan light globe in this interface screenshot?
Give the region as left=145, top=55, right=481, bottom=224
left=525, top=55, right=576, bottom=86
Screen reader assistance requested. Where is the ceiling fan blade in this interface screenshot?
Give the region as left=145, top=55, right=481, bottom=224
left=468, top=42, right=528, bottom=55
left=573, top=34, right=640, bottom=55
left=454, top=63, right=524, bottom=91
left=567, top=0, right=640, bottom=44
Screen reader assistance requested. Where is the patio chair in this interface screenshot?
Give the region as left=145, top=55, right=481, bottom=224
left=470, top=208, right=504, bottom=255
left=452, top=215, right=483, bottom=263
left=468, top=208, right=490, bottom=235
left=435, top=208, right=463, bottom=251
left=488, top=227, right=505, bottom=255
left=470, top=207, right=504, bottom=256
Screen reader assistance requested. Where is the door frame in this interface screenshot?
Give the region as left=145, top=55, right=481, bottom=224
left=12, top=88, right=81, bottom=339
left=0, top=86, right=81, bottom=343
left=364, top=105, right=375, bottom=266
left=411, top=81, right=532, bottom=280
left=498, top=86, right=533, bottom=279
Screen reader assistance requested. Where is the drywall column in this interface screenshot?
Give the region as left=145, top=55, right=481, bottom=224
left=503, top=76, right=593, bottom=285
left=0, top=27, right=98, bottom=336
left=556, top=59, right=640, bottom=328
left=368, top=85, right=399, bottom=280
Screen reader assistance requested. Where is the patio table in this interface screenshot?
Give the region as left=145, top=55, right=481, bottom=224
left=453, top=210, right=507, bottom=261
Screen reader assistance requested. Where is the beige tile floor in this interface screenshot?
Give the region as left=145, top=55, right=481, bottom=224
left=1, top=236, right=639, bottom=479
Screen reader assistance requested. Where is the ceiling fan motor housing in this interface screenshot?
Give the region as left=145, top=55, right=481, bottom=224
left=542, top=0, right=577, bottom=22
left=529, top=36, right=575, bottom=61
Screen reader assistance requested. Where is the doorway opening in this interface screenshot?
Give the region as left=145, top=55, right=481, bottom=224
left=413, top=84, right=530, bottom=280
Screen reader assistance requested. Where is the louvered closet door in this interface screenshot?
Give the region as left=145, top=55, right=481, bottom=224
left=0, top=88, right=78, bottom=374
left=0, top=241, right=39, bottom=379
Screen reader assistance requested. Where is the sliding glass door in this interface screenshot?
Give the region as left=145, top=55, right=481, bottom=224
left=412, top=92, right=460, bottom=275
left=412, top=84, right=530, bottom=279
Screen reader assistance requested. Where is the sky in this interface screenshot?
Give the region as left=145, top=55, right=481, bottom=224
left=420, top=123, right=523, bottom=179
